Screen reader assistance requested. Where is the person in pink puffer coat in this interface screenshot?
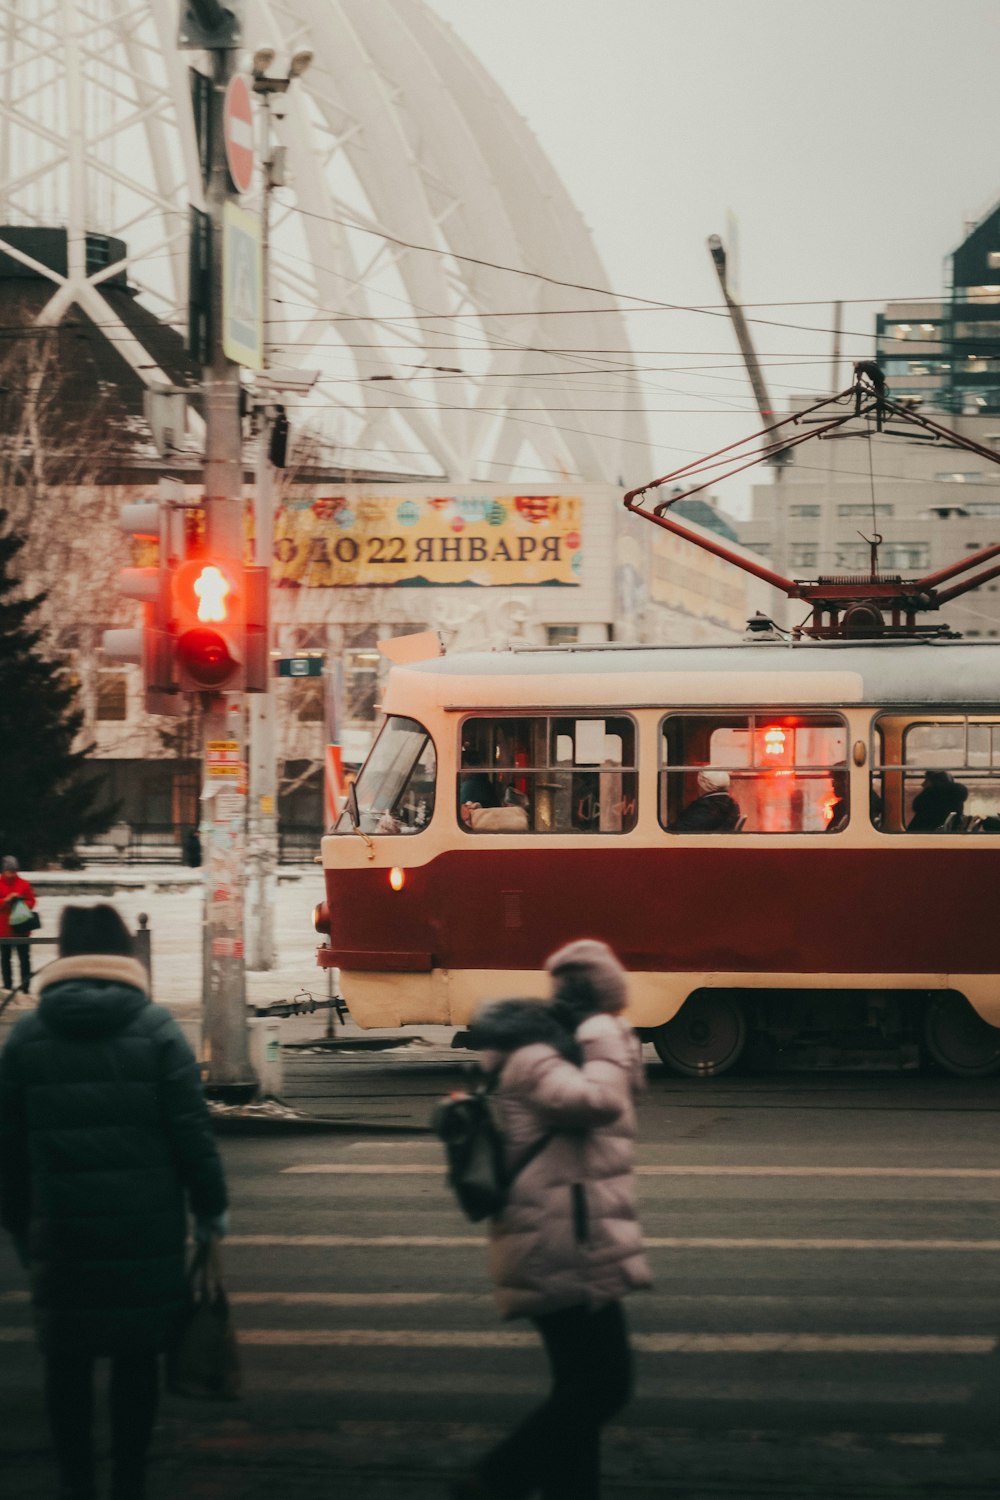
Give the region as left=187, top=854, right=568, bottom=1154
left=452, top=940, right=651, bottom=1500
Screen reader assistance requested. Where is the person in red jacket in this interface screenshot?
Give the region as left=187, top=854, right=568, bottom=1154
left=0, top=855, right=37, bottom=994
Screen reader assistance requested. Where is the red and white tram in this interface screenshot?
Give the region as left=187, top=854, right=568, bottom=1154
left=314, top=636, right=1000, bottom=1078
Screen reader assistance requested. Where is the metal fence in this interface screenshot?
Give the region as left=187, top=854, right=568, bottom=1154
left=0, top=915, right=152, bottom=1016
left=78, top=823, right=321, bottom=867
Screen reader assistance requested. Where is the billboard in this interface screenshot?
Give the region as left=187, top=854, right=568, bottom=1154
left=272, top=491, right=583, bottom=588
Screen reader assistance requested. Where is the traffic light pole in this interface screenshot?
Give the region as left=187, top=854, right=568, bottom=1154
left=199, top=36, right=254, bottom=1093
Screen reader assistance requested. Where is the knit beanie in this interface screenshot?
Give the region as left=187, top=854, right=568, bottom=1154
left=697, top=768, right=730, bottom=795
left=545, top=938, right=628, bottom=1014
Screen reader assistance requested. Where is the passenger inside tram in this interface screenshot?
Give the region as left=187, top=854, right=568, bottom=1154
left=460, top=785, right=530, bottom=832
left=824, top=770, right=849, bottom=832
left=906, top=769, right=969, bottom=832
left=668, top=769, right=742, bottom=833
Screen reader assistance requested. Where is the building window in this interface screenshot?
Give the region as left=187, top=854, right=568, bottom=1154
left=836, top=542, right=929, bottom=571
left=95, top=670, right=128, bottom=721
left=546, top=625, right=579, bottom=646
left=344, top=649, right=380, bottom=724
left=290, top=680, right=324, bottom=724
left=789, top=505, right=821, bottom=518
left=790, top=545, right=818, bottom=569
left=837, top=503, right=894, bottom=518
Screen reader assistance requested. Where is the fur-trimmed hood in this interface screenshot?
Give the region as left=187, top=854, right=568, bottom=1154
left=36, top=954, right=150, bottom=1039
left=467, top=998, right=582, bottom=1064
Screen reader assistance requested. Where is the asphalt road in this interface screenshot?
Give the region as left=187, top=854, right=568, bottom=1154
left=2, top=1060, right=999, bottom=1498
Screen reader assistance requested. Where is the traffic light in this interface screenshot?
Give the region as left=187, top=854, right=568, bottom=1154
left=172, top=557, right=243, bottom=691
left=171, top=557, right=269, bottom=693
left=102, top=492, right=269, bottom=699
left=101, top=499, right=178, bottom=714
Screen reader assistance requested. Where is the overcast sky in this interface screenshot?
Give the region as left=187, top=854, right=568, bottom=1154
left=425, top=0, right=1000, bottom=511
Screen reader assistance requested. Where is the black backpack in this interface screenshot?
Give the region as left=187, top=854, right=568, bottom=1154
left=431, top=1073, right=554, bottom=1223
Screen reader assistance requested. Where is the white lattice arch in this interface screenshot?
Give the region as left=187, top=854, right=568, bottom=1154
left=0, top=0, right=648, bottom=485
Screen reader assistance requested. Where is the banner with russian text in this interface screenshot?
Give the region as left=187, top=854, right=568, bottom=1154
left=273, top=492, right=583, bottom=588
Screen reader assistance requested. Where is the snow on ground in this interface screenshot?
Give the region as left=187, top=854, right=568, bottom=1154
left=6, top=866, right=457, bottom=1053
left=22, top=866, right=327, bottom=1014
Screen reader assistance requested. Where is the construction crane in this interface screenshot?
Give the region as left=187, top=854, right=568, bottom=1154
left=707, top=233, right=791, bottom=465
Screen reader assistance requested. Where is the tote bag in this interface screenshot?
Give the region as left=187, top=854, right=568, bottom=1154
left=8, top=899, right=39, bottom=932
left=166, top=1240, right=241, bottom=1400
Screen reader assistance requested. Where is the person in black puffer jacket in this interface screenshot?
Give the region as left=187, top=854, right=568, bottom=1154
left=0, top=903, right=228, bottom=1500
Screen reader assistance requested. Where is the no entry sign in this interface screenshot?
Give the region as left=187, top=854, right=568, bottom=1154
left=223, top=74, right=254, bottom=195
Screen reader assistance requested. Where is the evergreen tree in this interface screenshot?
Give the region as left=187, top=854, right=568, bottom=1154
left=0, top=509, right=111, bottom=866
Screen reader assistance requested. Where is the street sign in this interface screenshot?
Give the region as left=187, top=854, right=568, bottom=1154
left=223, top=73, right=254, bottom=194
left=206, top=738, right=242, bottom=777
left=222, top=200, right=263, bottom=369
left=276, top=656, right=325, bottom=677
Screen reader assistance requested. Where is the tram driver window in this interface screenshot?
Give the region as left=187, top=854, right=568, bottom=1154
left=660, top=714, right=848, bottom=834
left=872, top=716, right=1000, bottom=833
left=458, top=715, right=637, bottom=834
left=332, top=716, right=436, bottom=835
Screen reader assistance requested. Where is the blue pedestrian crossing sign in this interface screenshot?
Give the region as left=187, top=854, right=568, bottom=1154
left=222, top=200, right=263, bottom=369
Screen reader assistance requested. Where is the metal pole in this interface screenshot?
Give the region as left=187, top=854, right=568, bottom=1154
left=246, top=93, right=279, bottom=970
left=246, top=439, right=278, bottom=967
left=200, top=41, right=254, bottom=1093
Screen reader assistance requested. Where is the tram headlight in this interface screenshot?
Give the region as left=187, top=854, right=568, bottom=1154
left=389, top=867, right=405, bottom=892
left=312, top=901, right=331, bottom=935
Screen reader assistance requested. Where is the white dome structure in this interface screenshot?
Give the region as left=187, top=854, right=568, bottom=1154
left=0, top=0, right=648, bottom=486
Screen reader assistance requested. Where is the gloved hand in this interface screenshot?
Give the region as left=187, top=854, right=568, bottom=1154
left=193, top=1211, right=230, bottom=1243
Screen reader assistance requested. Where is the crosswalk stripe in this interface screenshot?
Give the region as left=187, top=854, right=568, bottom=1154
left=4, top=1325, right=988, bottom=1355
left=235, top=1329, right=997, bottom=1354
left=227, top=1233, right=1000, bottom=1251
left=3, top=1289, right=990, bottom=1317
left=232, top=1292, right=474, bottom=1306
left=198, top=1368, right=977, bottom=1406
left=284, top=1163, right=1000, bottom=1179
left=230, top=1234, right=478, bottom=1247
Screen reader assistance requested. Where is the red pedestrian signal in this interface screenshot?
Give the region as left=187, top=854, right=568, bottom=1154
left=172, top=558, right=244, bottom=691
left=193, top=563, right=232, bottom=622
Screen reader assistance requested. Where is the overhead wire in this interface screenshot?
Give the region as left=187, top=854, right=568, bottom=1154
left=280, top=196, right=958, bottom=342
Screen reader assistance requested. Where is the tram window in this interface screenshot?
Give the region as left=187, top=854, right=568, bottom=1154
left=458, top=715, right=637, bottom=834
left=333, top=715, right=436, bottom=835
left=660, top=713, right=848, bottom=834
left=873, top=715, right=1000, bottom=832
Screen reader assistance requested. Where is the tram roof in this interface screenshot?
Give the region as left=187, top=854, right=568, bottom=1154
left=388, top=640, right=1000, bottom=713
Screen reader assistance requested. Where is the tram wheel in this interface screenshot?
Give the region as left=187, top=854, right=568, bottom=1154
left=922, top=993, right=1000, bottom=1078
left=651, top=991, right=747, bottom=1078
